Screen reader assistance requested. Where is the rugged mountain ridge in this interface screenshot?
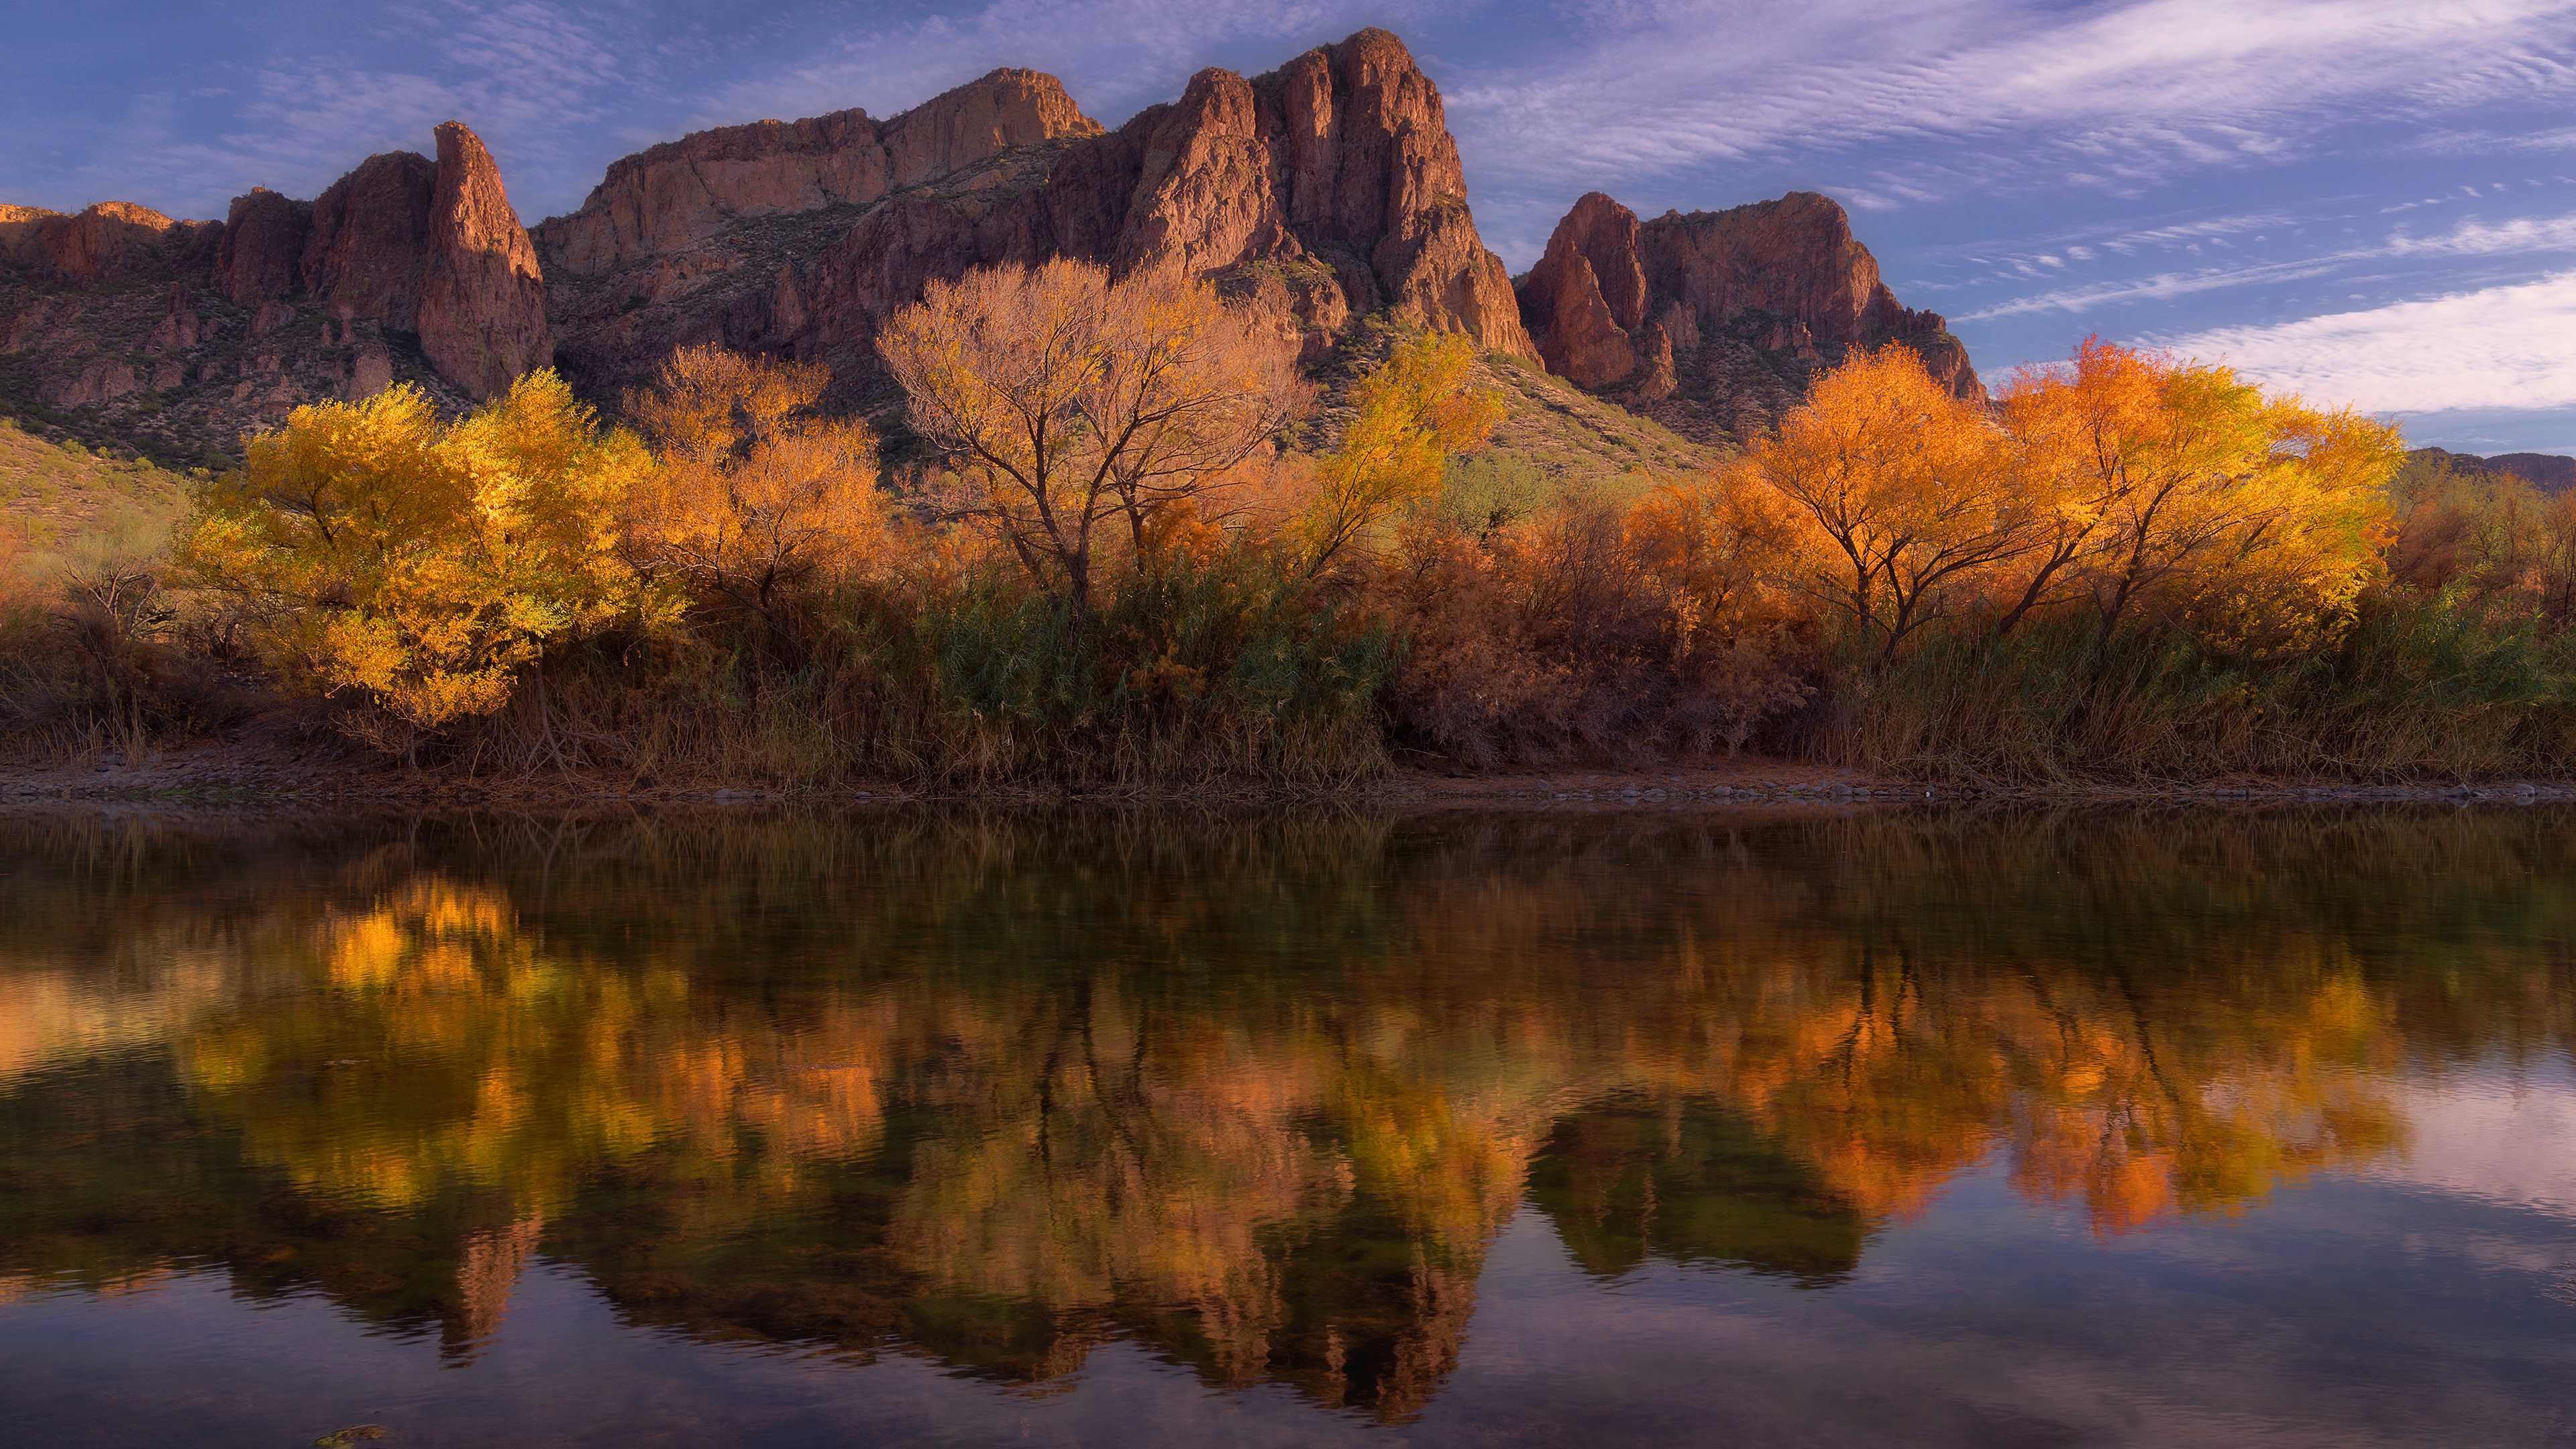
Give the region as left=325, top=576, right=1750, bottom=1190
left=535, top=68, right=1103, bottom=276
left=1517, top=191, right=1982, bottom=447
left=541, top=28, right=1534, bottom=406
left=0, top=121, right=546, bottom=466
left=4, top=25, right=1980, bottom=474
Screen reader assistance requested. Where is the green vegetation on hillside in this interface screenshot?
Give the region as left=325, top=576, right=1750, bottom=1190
left=0, top=415, right=190, bottom=580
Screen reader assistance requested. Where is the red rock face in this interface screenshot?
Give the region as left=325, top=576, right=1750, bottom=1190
left=1516, top=189, right=1983, bottom=444
left=419, top=121, right=551, bottom=400
left=881, top=67, right=1102, bottom=188
left=791, top=195, right=987, bottom=365
left=302, top=151, right=437, bottom=330
left=0, top=117, right=547, bottom=470
left=0, top=202, right=216, bottom=286
left=1519, top=193, right=1648, bottom=387
left=214, top=189, right=311, bottom=304
left=278, top=125, right=551, bottom=400
left=535, top=69, right=1101, bottom=278
left=1115, top=68, right=1289, bottom=279
left=537, top=109, right=887, bottom=277
left=541, top=28, right=1534, bottom=401
left=1083, top=28, right=1528, bottom=356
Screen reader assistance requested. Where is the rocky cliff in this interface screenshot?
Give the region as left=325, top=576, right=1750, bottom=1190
left=0, top=121, right=546, bottom=467
left=0, top=203, right=219, bottom=289
left=535, top=68, right=1102, bottom=276
left=542, top=28, right=1534, bottom=406
left=419, top=123, right=553, bottom=399
left=5, top=26, right=1983, bottom=476
left=1517, top=191, right=1982, bottom=447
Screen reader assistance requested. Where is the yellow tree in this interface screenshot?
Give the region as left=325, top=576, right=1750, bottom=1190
left=178, top=374, right=666, bottom=753
left=622, top=345, right=888, bottom=628
left=1998, top=339, right=2398, bottom=651
left=877, top=259, right=1306, bottom=614
left=2185, top=398, right=2398, bottom=655
left=1750, top=345, right=2035, bottom=669
left=1989, top=336, right=2163, bottom=636
left=1297, top=331, right=1503, bottom=576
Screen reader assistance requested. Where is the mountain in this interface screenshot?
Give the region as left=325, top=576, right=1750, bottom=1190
left=2410, top=447, right=2576, bottom=494
left=537, top=29, right=1532, bottom=408
left=0, top=123, right=545, bottom=468
left=1, top=26, right=1974, bottom=475
left=2483, top=452, right=2576, bottom=493
left=1515, top=191, right=1982, bottom=447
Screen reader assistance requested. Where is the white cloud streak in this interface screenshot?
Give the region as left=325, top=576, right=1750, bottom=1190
left=1445, top=0, right=2576, bottom=212
left=2163, top=270, right=2576, bottom=412
left=1957, top=207, right=2576, bottom=319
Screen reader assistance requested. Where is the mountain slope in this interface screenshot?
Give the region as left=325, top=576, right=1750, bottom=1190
left=1516, top=191, right=1982, bottom=448
left=3, top=25, right=1980, bottom=479
left=0, top=417, right=189, bottom=574
left=0, top=123, right=543, bottom=466
left=538, top=29, right=1534, bottom=409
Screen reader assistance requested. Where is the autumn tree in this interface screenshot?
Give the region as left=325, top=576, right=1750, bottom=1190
left=1619, top=474, right=1810, bottom=752
left=1624, top=473, right=1796, bottom=659
left=623, top=345, right=887, bottom=630
left=1748, top=345, right=2035, bottom=669
left=1297, top=331, right=1503, bottom=576
left=178, top=374, right=667, bottom=752
left=877, top=259, right=1306, bottom=614
left=1997, top=338, right=2398, bottom=653
left=2386, top=450, right=2576, bottom=622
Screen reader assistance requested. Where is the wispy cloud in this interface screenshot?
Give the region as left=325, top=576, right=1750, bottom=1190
left=2162, top=270, right=2576, bottom=413
left=1957, top=207, right=2576, bottom=319
left=2386, top=211, right=2576, bottom=256
left=31, top=0, right=674, bottom=218
left=694, top=0, right=1432, bottom=139
left=1960, top=259, right=2353, bottom=319
left=1445, top=0, right=2576, bottom=211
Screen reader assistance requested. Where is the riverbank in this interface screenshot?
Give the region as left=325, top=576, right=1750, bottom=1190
left=8, top=739, right=2574, bottom=809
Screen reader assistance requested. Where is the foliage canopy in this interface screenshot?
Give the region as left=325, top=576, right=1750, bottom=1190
left=178, top=373, right=669, bottom=740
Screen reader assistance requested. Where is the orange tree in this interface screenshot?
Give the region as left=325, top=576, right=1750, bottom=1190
left=1998, top=337, right=2398, bottom=654
left=877, top=259, right=1306, bottom=615
left=621, top=345, right=888, bottom=633
left=1745, top=345, right=2034, bottom=670
left=1743, top=340, right=2402, bottom=669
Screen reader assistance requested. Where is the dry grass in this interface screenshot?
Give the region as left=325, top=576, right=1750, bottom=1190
left=1797, top=599, right=2576, bottom=784
left=0, top=418, right=191, bottom=576
left=439, top=544, right=1395, bottom=792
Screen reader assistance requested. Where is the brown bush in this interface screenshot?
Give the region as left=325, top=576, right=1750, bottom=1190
left=1370, top=473, right=1811, bottom=766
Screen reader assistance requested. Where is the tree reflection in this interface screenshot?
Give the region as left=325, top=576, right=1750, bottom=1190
left=1, top=807, right=2570, bottom=1416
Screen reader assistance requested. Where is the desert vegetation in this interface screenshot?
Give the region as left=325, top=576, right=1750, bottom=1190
left=3, top=257, right=2572, bottom=789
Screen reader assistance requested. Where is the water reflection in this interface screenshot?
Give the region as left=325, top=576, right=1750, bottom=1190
left=1, top=807, right=2571, bottom=1426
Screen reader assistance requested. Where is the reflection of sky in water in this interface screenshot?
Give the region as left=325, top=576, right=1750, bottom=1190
left=7, top=1169, right=2567, bottom=1446
left=2371, top=1063, right=2576, bottom=1221
left=2, top=808, right=2573, bottom=1446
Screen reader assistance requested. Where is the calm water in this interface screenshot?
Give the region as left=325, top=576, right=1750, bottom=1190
left=3, top=806, right=2574, bottom=1447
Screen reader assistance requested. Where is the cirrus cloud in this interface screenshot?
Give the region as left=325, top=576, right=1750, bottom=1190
left=2163, top=270, right=2576, bottom=413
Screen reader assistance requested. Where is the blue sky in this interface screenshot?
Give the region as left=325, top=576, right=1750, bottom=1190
left=10, top=0, right=2576, bottom=452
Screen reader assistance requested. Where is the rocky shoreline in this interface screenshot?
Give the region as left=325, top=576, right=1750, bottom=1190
left=5, top=745, right=2570, bottom=811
